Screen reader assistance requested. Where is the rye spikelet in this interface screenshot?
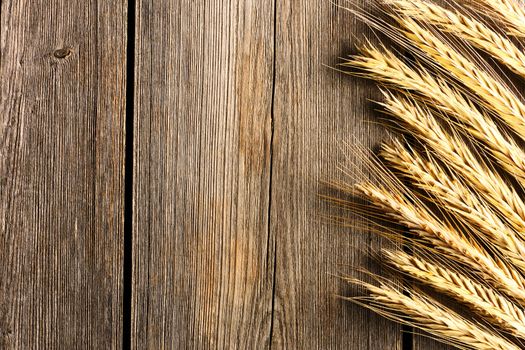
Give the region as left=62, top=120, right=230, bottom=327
left=343, top=45, right=525, bottom=186
left=383, top=249, right=525, bottom=339
left=355, top=182, right=525, bottom=303
left=385, top=0, right=525, bottom=79
left=380, top=139, right=525, bottom=273
left=344, top=277, right=520, bottom=350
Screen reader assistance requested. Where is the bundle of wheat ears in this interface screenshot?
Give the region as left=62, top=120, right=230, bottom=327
left=330, top=0, right=525, bottom=348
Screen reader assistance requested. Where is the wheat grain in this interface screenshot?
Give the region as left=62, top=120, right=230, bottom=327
left=384, top=249, right=525, bottom=338
left=385, top=0, right=525, bottom=79
left=383, top=93, right=525, bottom=238
left=356, top=182, right=525, bottom=303
left=334, top=1, right=525, bottom=345
left=343, top=47, right=525, bottom=235
left=396, top=15, right=525, bottom=144
left=343, top=45, right=525, bottom=187
left=344, top=277, right=520, bottom=350
left=476, top=0, right=525, bottom=37
left=381, top=139, right=525, bottom=273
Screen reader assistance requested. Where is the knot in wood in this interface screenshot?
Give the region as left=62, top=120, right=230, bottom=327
left=54, top=48, right=72, bottom=59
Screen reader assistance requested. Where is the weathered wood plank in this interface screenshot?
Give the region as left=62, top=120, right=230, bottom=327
left=131, top=0, right=275, bottom=348
left=269, top=0, right=402, bottom=348
left=414, top=332, right=455, bottom=350
left=0, top=0, right=126, bottom=348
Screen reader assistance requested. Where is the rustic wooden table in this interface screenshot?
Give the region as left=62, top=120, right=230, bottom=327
left=1, top=0, right=451, bottom=348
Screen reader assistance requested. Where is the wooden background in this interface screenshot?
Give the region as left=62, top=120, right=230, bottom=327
left=0, top=0, right=451, bottom=349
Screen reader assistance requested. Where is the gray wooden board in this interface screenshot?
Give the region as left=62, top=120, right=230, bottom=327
left=132, top=0, right=402, bottom=348
left=0, top=0, right=126, bottom=348
left=131, top=0, right=275, bottom=348
left=269, top=0, right=401, bottom=348
left=1, top=0, right=479, bottom=348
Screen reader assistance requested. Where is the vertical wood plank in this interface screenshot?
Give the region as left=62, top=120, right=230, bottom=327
left=269, top=0, right=402, bottom=348
left=132, top=0, right=275, bottom=348
left=0, top=0, right=126, bottom=348
left=414, top=332, right=454, bottom=350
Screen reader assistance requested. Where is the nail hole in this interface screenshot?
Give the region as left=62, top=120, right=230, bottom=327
left=54, top=48, right=72, bottom=59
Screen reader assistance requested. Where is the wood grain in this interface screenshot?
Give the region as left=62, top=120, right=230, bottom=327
left=0, top=0, right=126, bottom=348
left=131, top=0, right=275, bottom=348
left=269, top=0, right=402, bottom=348
left=1, top=0, right=505, bottom=348
left=132, top=0, right=403, bottom=348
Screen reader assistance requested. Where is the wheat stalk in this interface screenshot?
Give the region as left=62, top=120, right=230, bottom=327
left=383, top=249, right=525, bottom=339
left=355, top=182, right=525, bottom=303
left=380, top=139, right=525, bottom=274
left=344, top=277, right=520, bottom=350
left=385, top=0, right=525, bottom=79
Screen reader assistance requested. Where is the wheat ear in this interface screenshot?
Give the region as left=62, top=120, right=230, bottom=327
left=476, top=0, right=525, bottom=37
left=380, top=139, right=525, bottom=274
left=344, top=277, right=520, bottom=350
left=386, top=0, right=525, bottom=79
left=397, top=16, right=525, bottom=143
left=383, top=249, right=525, bottom=339
left=382, top=93, right=525, bottom=239
left=355, top=182, right=525, bottom=303
left=343, top=45, right=525, bottom=187
left=343, top=47, right=525, bottom=235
